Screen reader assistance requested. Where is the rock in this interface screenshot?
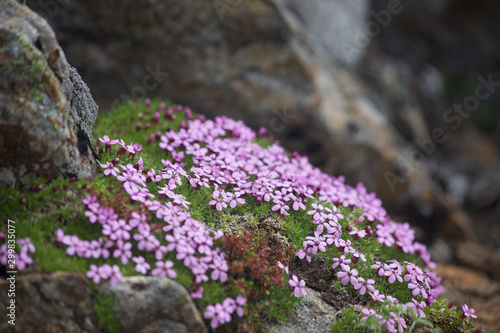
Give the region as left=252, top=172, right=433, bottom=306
left=24, top=0, right=448, bottom=231
left=0, top=0, right=98, bottom=187
left=98, top=276, right=206, bottom=333
left=455, top=241, right=500, bottom=280
left=279, top=0, right=369, bottom=65
left=434, top=263, right=500, bottom=332
left=0, top=271, right=206, bottom=333
left=264, top=287, right=342, bottom=333
left=0, top=271, right=97, bottom=333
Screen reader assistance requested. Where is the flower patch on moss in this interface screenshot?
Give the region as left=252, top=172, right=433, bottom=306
left=0, top=98, right=488, bottom=332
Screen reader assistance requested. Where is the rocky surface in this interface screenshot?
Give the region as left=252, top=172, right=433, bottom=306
left=434, top=263, right=500, bottom=332
left=0, top=0, right=98, bottom=187
left=0, top=272, right=206, bottom=333
left=264, top=287, right=343, bottom=333
left=24, top=0, right=454, bottom=239
left=98, top=276, right=206, bottom=333
left=0, top=271, right=96, bottom=333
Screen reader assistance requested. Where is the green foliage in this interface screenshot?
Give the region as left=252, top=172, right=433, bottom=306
left=331, top=307, right=364, bottom=333
left=425, top=298, right=475, bottom=333
left=91, top=286, right=122, bottom=333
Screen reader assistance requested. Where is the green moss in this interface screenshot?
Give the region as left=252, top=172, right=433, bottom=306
left=29, top=86, right=44, bottom=102
left=3, top=33, right=47, bottom=81
left=0, top=30, right=60, bottom=111
left=91, top=285, right=122, bottom=333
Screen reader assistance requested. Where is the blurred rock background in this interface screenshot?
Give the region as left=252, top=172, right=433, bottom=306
left=24, top=0, right=500, bottom=329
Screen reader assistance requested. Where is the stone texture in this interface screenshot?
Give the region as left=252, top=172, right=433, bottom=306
left=0, top=0, right=98, bottom=187
left=23, top=0, right=450, bottom=233
left=264, top=287, right=342, bottom=333
left=434, top=263, right=500, bottom=332
left=279, top=0, right=369, bottom=65
left=98, top=276, right=206, bottom=333
left=455, top=241, right=500, bottom=281
left=0, top=272, right=207, bottom=333
left=0, top=271, right=97, bottom=333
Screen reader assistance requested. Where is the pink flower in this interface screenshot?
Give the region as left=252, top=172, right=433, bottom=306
left=83, top=195, right=98, bottom=206
left=152, top=260, right=177, bottom=279
left=204, top=303, right=231, bottom=328
left=408, top=281, right=428, bottom=299
left=113, top=240, right=132, bottom=264
left=307, top=203, right=327, bottom=221
left=109, top=264, right=122, bottom=286
left=100, top=162, right=120, bottom=177
left=55, top=229, right=65, bottom=242
left=62, top=235, right=80, bottom=256
left=86, top=264, right=103, bottom=284
left=304, top=232, right=327, bottom=254
left=128, top=212, right=146, bottom=228
left=296, top=248, right=312, bottom=263
left=332, top=255, right=351, bottom=270
left=132, top=256, right=151, bottom=275
left=461, top=304, right=477, bottom=319
left=226, top=191, right=246, bottom=208
left=99, top=135, right=119, bottom=151
left=87, top=264, right=121, bottom=286
left=336, top=265, right=359, bottom=286
left=289, top=275, right=307, bottom=297
left=353, top=277, right=375, bottom=295
left=209, top=189, right=229, bottom=211
left=235, top=295, right=246, bottom=317
left=277, top=261, right=289, bottom=274
left=407, top=299, right=427, bottom=318
left=209, top=256, right=228, bottom=283
left=190, top=286, right=204, bottom=299
left=369, top=289, right=385, bottom=304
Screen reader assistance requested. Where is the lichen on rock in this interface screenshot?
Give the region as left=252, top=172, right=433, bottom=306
left=0, top=0, right=98, bottom=187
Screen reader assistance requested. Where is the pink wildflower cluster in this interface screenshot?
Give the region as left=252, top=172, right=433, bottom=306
left=108, top=105, right=444, bottom=319
left=361, top=307, right=408, bottom=333
left=277, top=260, right=307, bottom=298
left=375, top=221, right=435, bottom=268
left=361, top=301, right=478, bottom=333
left=60, top=102, right=450, bottom=328
left=0, top=234, right=35, bottom=271
left=203, top=295, right=246, bottom=328
left=148, top=110, right=436, bottom=282
left=58, top=191, right=228, bottom=288
left=0, top=101, right=477, bottom=330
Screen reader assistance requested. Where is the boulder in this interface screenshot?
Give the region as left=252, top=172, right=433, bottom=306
left=23, top=0, right=446, bottom=231
left=0, top=272, right=206, bottom=333
left=279, top=0, right=370, bottom=65
left=264, top=287, right=342, bottom=333
left=0, top=271, right=96, bottom=333
left=0, top=0, right=98, bottom=187
left=98, top=276, right=206, bottom=333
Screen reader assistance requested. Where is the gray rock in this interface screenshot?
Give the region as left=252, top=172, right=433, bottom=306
left=98, top=276, right=206, bottom=333
left=264, top=287, right=343, bottom=333
left=279, top=0, right=369, bottom=65
left=0, top=271, right=97, bottom=333
left=68, top=66, right=98, bottom=147
left=0, top=272, right=207, bottom=333
left=0, top=0, right=98, bottom=186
